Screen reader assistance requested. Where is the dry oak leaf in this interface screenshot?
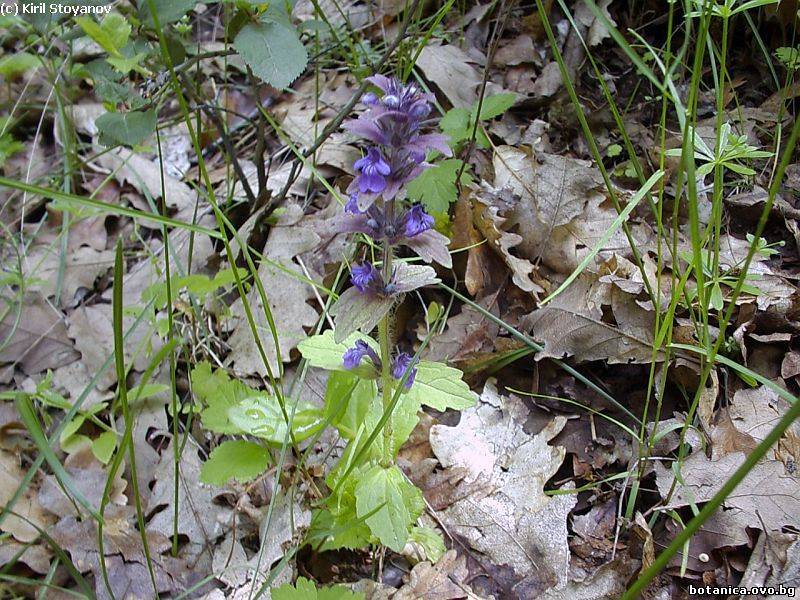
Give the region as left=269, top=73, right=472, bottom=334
left=523, top=274, right=662, bottom=364
left=429, top=380, right=576, bottom=597
left=655, top=387, right=800, bottom=537
left=471, top=183, right=547, bottom=295
left=0, top=293, right=80, bottom=375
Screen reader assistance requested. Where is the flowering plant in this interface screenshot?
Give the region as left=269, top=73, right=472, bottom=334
left=298, top=76, right=476, bottom=557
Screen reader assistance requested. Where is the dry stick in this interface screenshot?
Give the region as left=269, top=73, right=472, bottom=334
left=262, top=0, right=424, bottom=218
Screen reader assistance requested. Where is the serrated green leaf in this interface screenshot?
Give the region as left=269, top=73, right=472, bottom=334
left=297, top=330, right=379, bottom=378
left=191, top=361, right=255, bottom=434
left=475, top=92, right=517, bottom=120
left=405, top=361, right=476, bottom=411
left=355, top=464, right=423, bottom=552
left=272, top=576, right=363, bottom=600
left=91, top=430, right=117, bottom=464
left=440, top=107, right=471, bottom=148
left=199, top=440, right=270, bottom=486
left=139, top=0, right=196, bottom=26
left=406, top=159, right=473, bottom=214
left=234, top=21, right=308, bottom=89
left=96, top=109, right=156, bottom=147
left=75, top=13, right=130, bottom=57
left=227, top=395, right=323, bottom=444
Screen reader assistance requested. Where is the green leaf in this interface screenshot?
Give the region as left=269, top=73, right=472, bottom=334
left=297, top=330, right=379, bottom=379
left=191, top=361, right=255, bottom=434
left=139, top=0, right=196, bottom=26
left=355, top=464, right=423, bottom=552
left=324, top=371, right=376, bottom=441
left=0, top=52, right=40, bottom=77
left=199, top=440, right=270, bottom=486
left=272, top=577, right=363, bottom=600
left=95, top=109, right=156, bottom=147
left=475, top=92, right=516, bottom=120
left=91, top=431, right=117, bottom=464
left=406, top=361, right=477, bottom=411
left=406, top=159, right=473, bottom=214
left=228, top=395, right=323, bottom=444
left=439, top=107, right=471, bottom=148
left=234, top=21, right=308, bottom=89
left=75, top=13, right=131, bottom=57
left=410, top=525, right=446, bottom=562
left=106, top=52, right=148, bottom=75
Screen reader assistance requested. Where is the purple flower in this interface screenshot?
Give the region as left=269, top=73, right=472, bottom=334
left=354, top=147, right=390, bottom=194
left=362, top=92, right=378, bottom=106
left=343, top=340, right=381, bottom=370
left=345, top=193, right=362, bottom=214
left=401, top=204, right=434, bottom=237
left=391, top=352, right=417, bottom=389
left=350, top=262, right=381, bottom=293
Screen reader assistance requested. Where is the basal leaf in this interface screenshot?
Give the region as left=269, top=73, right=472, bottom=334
left=227, top=395, right=323, bottom=444
left=406, top=361, right=477, bottom=411
left=199, top=440, right=270, bottom=486
left=191, top=361, right=255, bottom=434
left=234, top=21, right=308, bottom=89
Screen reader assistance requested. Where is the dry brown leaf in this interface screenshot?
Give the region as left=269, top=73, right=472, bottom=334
left=429, top=380, right=576, bottom=596
left=67, top=304, right=162, bottom=391
left=472, top=184, right=547, bottom=295
left=25, top=240, right=114, bottom=307
left=655, top=387, right=800, bottom=537
left=0, top=293, right=80, bottom=375
left=394, top=550, right=476, bottom=599
left=226, top=223, right=320, bottom=377
left=523, top=274, right=661, bottom=364
left=416, top=44, right=509, bottom=109
left=148, top=441, right=232, bottom=563
left=0, top=449, right=54, bottom=543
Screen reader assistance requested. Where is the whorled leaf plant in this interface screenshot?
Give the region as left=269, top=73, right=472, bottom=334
left=297, top=75, right=476, bottom=555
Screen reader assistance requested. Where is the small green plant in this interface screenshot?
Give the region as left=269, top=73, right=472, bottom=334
left=667, top=122, right=773, bottom=178
left=293, top=76, right=476, bottom=556
left=775, top=46, right=800, bottom=71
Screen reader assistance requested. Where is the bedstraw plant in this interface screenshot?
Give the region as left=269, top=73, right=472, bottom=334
left=297, top=75, right=476, bottom=555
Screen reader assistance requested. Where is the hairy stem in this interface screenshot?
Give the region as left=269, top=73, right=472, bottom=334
left=379, top=242, right=394, bottom=467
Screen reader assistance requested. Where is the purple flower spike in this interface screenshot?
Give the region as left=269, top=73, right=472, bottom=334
left=354, top=147, right=390, bottom=194
left=391, top=352, right=417, bottom=389
left=343, top=340, right=381, bottom=370
left=350, top=262, right=381, bottom=293
left=402, top=204, right=434, bottom=237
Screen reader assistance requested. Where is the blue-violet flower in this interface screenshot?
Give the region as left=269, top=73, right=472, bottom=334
left=353, top=147, right=390, bottom=194
left=391, top=352, right=417, bottom=389
left=343, top=340, right=381, bottom=370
